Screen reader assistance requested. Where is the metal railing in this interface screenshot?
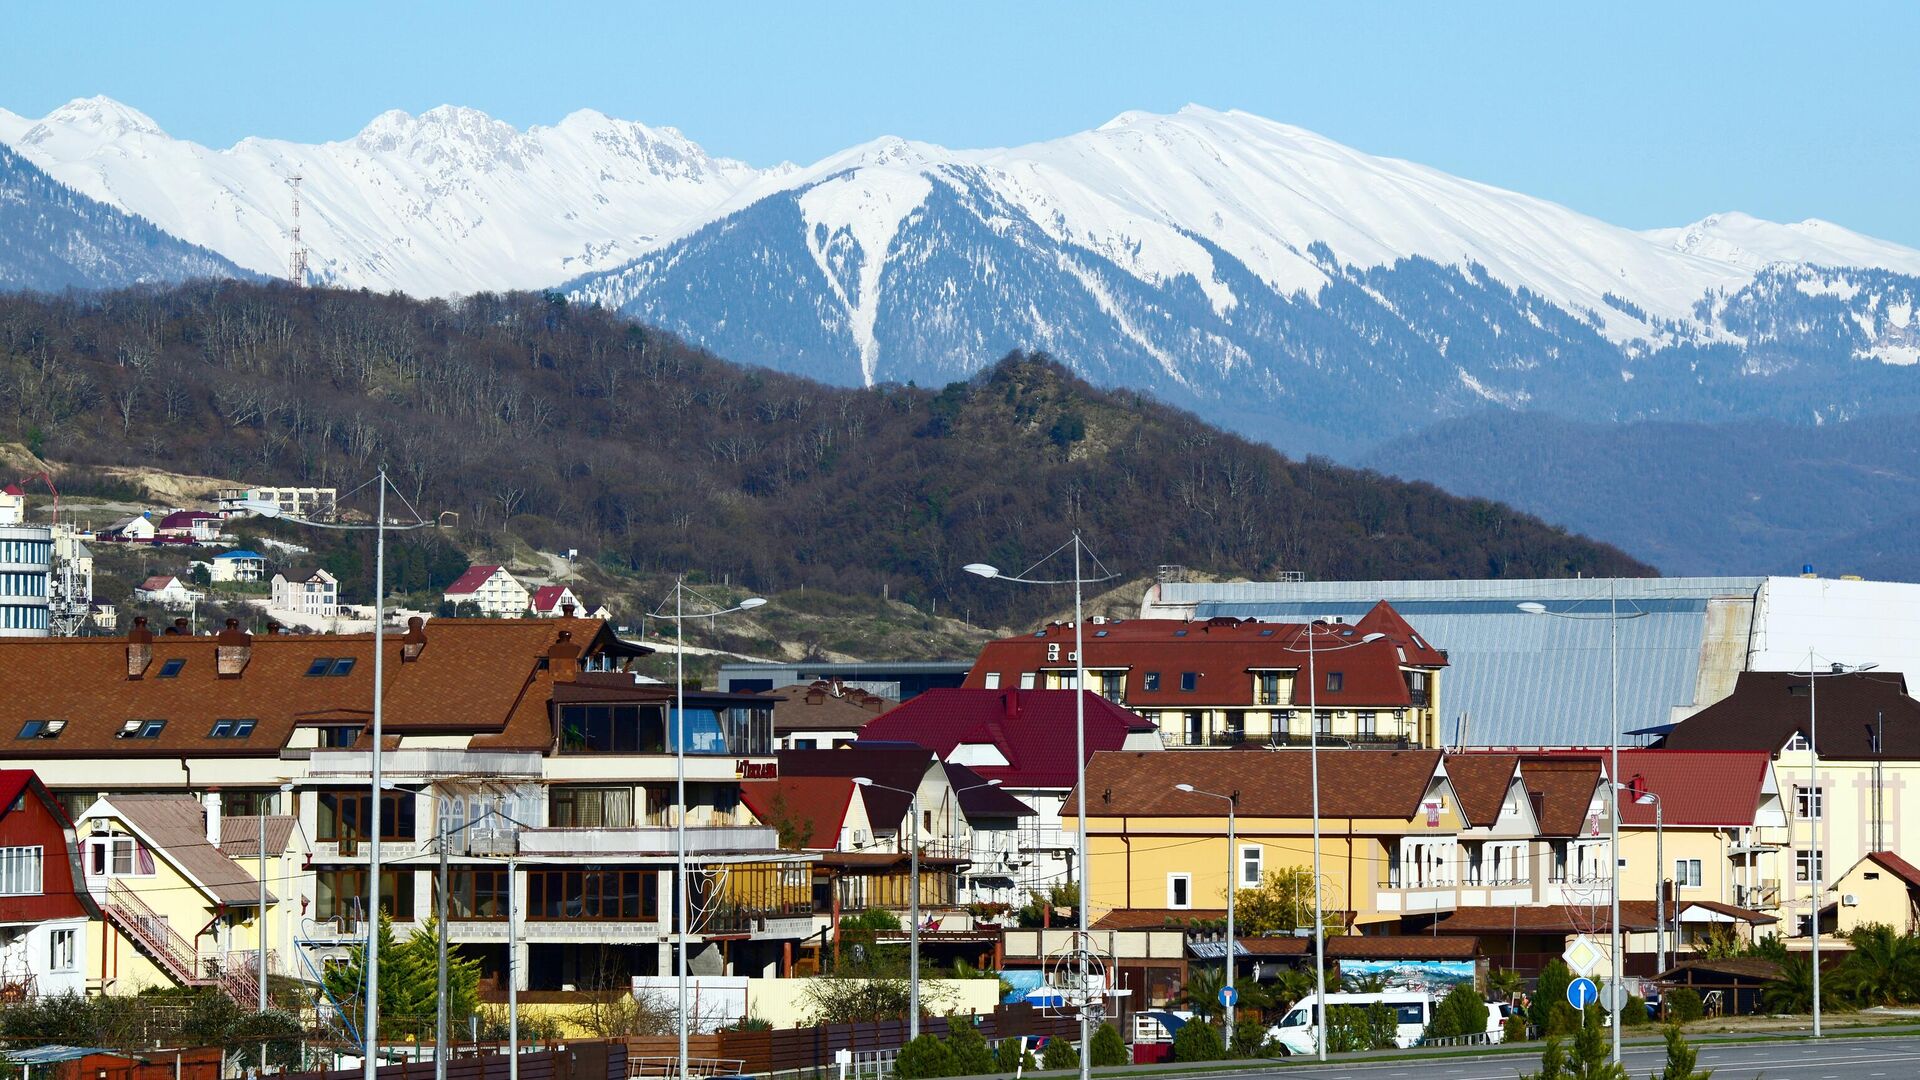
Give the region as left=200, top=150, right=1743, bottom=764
left=102, top=881, right=262, bottom=1004
left=629, top=1057, right=746, bottom=1078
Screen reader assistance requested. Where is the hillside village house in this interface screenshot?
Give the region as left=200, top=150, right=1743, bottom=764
left=529, top=585, right=581, bottom=618
left=964, top=602, right=1448, bottom=750
left=156, top=511, right=222, bottom=543
left=759, top=680, right=891, bottom=750
left=0, top=770, right=98, bottom=999
left=133, top=575, right=198, bottom=609
left=208, top=549, right=267, bottom=583
left=100, top=514, right=157, bottom=543
left=270, top=567, right=339, bottom=618
left=444, top=565, right=531, bottom=617
left=216, top=486, right=337, bottom=522
left=1658, top=671, right=1920, bottom=946
left=0, top=614, right=809, bottom=998
left=858, top=689, right=1162, bottom=904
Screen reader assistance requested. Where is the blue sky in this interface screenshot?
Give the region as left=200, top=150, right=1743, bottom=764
left=6, top=2, right=1917, bottom=244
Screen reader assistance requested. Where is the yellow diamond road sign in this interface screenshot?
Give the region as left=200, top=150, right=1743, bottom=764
left=1563, top=934, right=1604, bottom=977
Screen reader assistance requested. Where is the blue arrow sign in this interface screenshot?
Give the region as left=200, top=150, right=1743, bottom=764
left=1567, top=977, right=1598, bottom=1010
left=1218, top=985, right=1238, bottom=1007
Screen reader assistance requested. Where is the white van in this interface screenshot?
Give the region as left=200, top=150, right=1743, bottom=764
left=1267, top=990, right=1436, bottom=1055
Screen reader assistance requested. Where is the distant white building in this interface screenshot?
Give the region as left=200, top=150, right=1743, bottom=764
left=0, top=489, right=50, bottom=637
left=217, top=486, right=337, bottom=522
left=100, top=514, right=157, bottom=543
left=209, top=549, right=267, bottom=583
left=529, top=584, right=583, bottom=618
left=271, top=567, right=339, bottom=618
left=443, top=565, right=529, bottom=617
left=134, top=575, right=198, bottom=609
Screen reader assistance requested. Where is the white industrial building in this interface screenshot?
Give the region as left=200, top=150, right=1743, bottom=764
left=0, top=489, right=50, bottom=637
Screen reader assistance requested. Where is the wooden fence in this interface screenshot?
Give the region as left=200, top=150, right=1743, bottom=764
left=285, top=1043, right=625, bottom=1080
left=618, top=1004, right=1082, bottom=1076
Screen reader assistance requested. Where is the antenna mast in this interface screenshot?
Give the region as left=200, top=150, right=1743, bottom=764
left=287, top=172, right=308, bottom=286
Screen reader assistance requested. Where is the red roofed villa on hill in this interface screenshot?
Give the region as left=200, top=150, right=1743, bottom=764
left=963, top=600, right=1448, bottom=750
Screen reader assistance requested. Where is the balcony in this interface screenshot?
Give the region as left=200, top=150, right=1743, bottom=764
left=1266, top=732, right=1419, bottom=750
left=514, top=825, right=783, bottom=858
left=1161, top=729, right=1256, bottom=749
left=307, top=748, right=543, bottom=780
left=1735, top=880, right=1781, bottom=909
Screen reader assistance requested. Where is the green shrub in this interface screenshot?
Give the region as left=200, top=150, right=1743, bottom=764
left=1172, top=1018, right=1224, bottom=1061
left=1503, top=1013, right=1529, bottom=1044
left=1665, top=987, right=1704, bottom=1023
left=993, top=1037, right=1034, bottom=1072
left=945, top=1021, right=994, bottom=1074
left=1531, top=960, right=1572, bottom=1032
left=895, top=1033, right=953, bottom=1079
left=1324, top=1003, right=1397, bottom=1053
left=1620, top=994, right=1650, bottom=1027
left=1088, top=1022, right=1128, bottom=1066
left=1426, top=983, right=1488, bottom=1039
left=1041, top=1034, right=1079, bottom=1071
left=1230, top=1016, right=1270, bottom=1057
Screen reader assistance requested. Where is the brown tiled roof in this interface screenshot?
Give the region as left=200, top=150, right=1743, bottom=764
left=1662, top=671, right=1920, bottom=759
left=103, top=795, right=274, bottom=906
left=1432, top=902, right=1662, bottom=934
left=1329, top=935, right=1480, bottom=960
left=1445, top=755, right=1520, bottom=827
left=218, top=815, right=297, bottom=859
left=1866, top=851, right=1920, bottom=890
left=739, top=777, right=855, bottom=851
left=1092, top=907, right=1226, bottom=930
left=762, top=681, right=892, bottom=734
left=0, top=617, right=623, bottom=759
left=1237, top=937, right=1311, bottom=956
left=780, top=745, right=939, bottom=825
left=1517, top=759, right=1605, bottom=837
left=1679, top=900, right=1777, bottom=925
left=1076, top=749, right=1445, bottom=820
left=1659, top=958, right=1782, bottom=981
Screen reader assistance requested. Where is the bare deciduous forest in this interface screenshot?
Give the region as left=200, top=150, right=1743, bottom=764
left=0, top=282, right=1648, bottom=627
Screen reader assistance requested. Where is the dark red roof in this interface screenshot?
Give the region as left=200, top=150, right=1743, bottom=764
left=1610, top=750, right=1772, bottom=826
left=444, top=565, right=506, bottom=595
left=1092, top=907, right=1226, bottom=930
left=964, top=615, right=1437, bottom=709
left=943, top=762, right=1035, bottom=818
left=530, top=586, right=575, bottom=612
left=1866, top=851, right=1920, bottom=890
left=856, top=689, right=1156, bottom=789
left=778, top=745, right=939, bottom=825
left=1353, top=601, right=1450, bottom=667
left=1661, top=671, right=1920, bottom=759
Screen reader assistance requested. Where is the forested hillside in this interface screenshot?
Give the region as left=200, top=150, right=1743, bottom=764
left=0, top=283, right=1647, bottom=629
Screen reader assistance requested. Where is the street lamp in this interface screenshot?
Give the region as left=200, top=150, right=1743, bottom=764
left=1175, top=784, right=1238, bottom=1049
left=1276, top=624, right=1383, bottom=1062
left=1792, top=655, right=1877, bottom=1038
left=1618, top=785, right=1664, bottom=975
left=1519, top=582, right=1649, bottom=1065
left=648, top=582, right=767, bottom=1080
left=239, top=469, right=430, bottom=1080
left=966, top=535, right=1116, bottom=1080
left=852, top=776, right=927, bottom=1039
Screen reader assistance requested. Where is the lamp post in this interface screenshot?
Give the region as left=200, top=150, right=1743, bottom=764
left=1278, top=624, right=1383, bottom=1062
left=238, top=470, right=430, bottom=1080
left=966, top=535, right=1115, bottom=1080
left=1621, top=786, right=1664, bottom=975
left=1795, top=655, right=1876, bottom=1038
left=1175, top=784, right=1237, bottom=1049
left=648, top=582, right=766, bottom=1080
left=1520, top=582, right=1649, bottom=1065
left=852, top=777, right=925, bottom=1039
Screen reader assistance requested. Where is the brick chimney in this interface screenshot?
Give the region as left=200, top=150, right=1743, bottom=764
left=400, top=616, right=427, bottom=662
left=547, top=630, right=582, bottom=682
left=165, top=617, right=189, bottom=636
left=560, top=602, right=577, bottom=618
left=215, top=619, right=252, bottom=677
left=127, top=616, right=153, bottom=679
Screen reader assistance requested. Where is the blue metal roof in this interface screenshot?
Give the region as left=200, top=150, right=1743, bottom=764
left=214, top=549, right=264, bottom=560
left=5, top=1047, right=128, bottom=1065
left=1175, top=578, right=1767, bottom=748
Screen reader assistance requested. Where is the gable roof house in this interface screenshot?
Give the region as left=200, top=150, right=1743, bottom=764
left=760, top=680, right=893, bottom=749
left=442, top=565, right=530, bottom=617
left=0, top=770, right=100, bottom=998
left=133, top=575, right=198, bottom=609
left=529, top=585, right=582, bottom=618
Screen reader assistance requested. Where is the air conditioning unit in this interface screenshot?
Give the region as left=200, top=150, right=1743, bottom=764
left=1842, top=893, right=1860, bottom=906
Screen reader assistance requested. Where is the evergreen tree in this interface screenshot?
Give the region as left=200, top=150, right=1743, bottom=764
left=895, top=1033, right=953, bottom=1079
left=1088, top=1022, right=1128, bottom=1066
left=1651, top=1025, right=1712, bottom=1080
left=1040, top=1035, right=1079, bottom=1071
left=944, top=1022, right=995, bottom=1075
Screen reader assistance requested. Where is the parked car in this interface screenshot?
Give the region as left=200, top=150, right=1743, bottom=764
left=1268, top=989, right=1437, bottom=1055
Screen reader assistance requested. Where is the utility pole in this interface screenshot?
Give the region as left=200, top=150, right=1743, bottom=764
left=435, top=828, right=450, bottom=1080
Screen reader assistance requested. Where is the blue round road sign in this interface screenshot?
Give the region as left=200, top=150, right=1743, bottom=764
left=1567, top=977, right=1598, bottom=1009
left=1218, top=986, right=1238, bottom=1007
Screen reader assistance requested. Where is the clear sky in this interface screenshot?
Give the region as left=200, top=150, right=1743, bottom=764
left=6, top=1, right=1917, bottom=245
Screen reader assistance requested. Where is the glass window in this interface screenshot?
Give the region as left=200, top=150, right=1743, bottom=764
left=1143, top=672, right=1161, bottom=692
left=1794, top=849, right=1824, bottom=883
left=157, top=658, right=186, bottom=678
left=0, top=846, right=43, bottom=895
left=1784, top=731, right=1810, bottom=751
left=317, top=789, right=416, bottom=841
left=48, top=928, right=75, bottom=971
left=982, top=673, right=1001, bottom=690
left=208, top=719, right=257, bottom=739
left=1018, top=672, right=1036, bottom=690
left=16, top=720, right=45, bottom=739
left=329, top=658, right=356, bottom=677
left=549, top=786, right=635, bottom=828
left=1179, top=672, right=1197, bottom=692
left=315, top=868, right=414, bottom=921
left=1394, top=1002, right=1426, bottom=1026
left=1167, top=873, right=1191, bottom=909
left=306, top=658, right=335, bottom=677
left=1794, top=785, right=1823, bottom=821
left=1326, top=672, right=1344, bottom=692
left=1240, top=845, right=1263, bottom=889
left=132, top=719, right=165, bottom=738
left=1674, top=859, right=1702, bottom=888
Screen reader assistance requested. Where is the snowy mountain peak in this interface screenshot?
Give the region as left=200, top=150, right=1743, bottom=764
left=1643, top=211, right=1920, bottom=276
left=40, top=96, right=164, bottom=138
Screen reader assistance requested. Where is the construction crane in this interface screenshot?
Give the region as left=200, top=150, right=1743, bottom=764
left=10, top=472, right=58, bottom=524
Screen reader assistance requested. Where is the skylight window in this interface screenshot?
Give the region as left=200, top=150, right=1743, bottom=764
left=306, top=658, right=335, bottom=677
left=1259, top=628, right=1275, bottom=637
left=157, top=658, right=186, bottom=678
left=1174, top=629, right=1188, bottom=637
left=208, top=719, right=257, bottom=739
left=129, top=720, right=166, bottom=739
left=1095, top=630, right=1109, bottom=638
left=15, top=720, right=58, bottom=740
left=329, top=658, right=356, bottom=677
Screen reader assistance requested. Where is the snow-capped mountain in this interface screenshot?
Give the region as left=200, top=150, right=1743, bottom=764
left=0, top=96, right=767, bottom=294
left=0, top=140, right=247, bottom=291
left=7, top=97, right=1920, bottom=446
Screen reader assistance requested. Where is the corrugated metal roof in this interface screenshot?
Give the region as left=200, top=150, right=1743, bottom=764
left=1167, top=578, right=1767, bottom=748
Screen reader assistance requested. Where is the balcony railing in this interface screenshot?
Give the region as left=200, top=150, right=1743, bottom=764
left=1736, top=880, right=1781, bottom=908
left=1266, top=732, right=1419, bottom=750
left=514, top=824, right=782, bottom=857
left=307, top=748, right=544, bottom=779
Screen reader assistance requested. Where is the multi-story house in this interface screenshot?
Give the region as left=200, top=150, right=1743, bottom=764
left=0, top=613, right=805, bottom=998
left=270, top=567, right=339, bottom=617
left=0, top=770, right=98, bottom=998
left=963, top=602, right=1448, bottom=749
left=1659, top=670, right=1920, bottom=946
left=758, top=680, right=890, bottom=750
left=133, top=575, right=199, bottom=609
left=0, top=498, right=51, bottom=637
left=443, top=565, right=531, bottom=617
left=216, top=487, right=337, bottom=522
left=857, top=689, right=1163, bottom=904
left=209, top=550, right=267, bottom=583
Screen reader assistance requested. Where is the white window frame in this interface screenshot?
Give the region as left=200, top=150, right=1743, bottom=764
left=1018, top=673, right=1036, bottom=690
left=1239, top=844, right=1264, bottom=889
left=1793, top=785, right=1823, bottom=821
left=1794, top=848, right=1824, bottom=883
left=48, top=927, right=76, bottom=971
left=87, top=835, right=149, bottom=878
left=0, top=846, right=43, bottom=895
left=1674, top=858, right=1703, bottom=888
left=1784, top=731, right=1810, bottom=751
left=982, top=672, right=1001, bottom=690
left=1167, top=872, right=1192, bottom=909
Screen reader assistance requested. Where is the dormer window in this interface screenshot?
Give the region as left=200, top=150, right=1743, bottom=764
left=15, top=720, right=62, bottom=740
left=1326, top=672, right=1344, bottom=692
left=157, top=658, right=186, bottom=678
left=1785, top=731, right=1810, bottom=751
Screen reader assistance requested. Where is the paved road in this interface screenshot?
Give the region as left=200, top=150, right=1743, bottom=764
left=1210, top=1034, right=1920, bottom=1079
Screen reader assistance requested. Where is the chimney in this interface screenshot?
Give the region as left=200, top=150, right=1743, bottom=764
left=1001, top=690, right=1020, bottom=720
left=560, top=602, right=577, bottom=618
left=266, top=621, right=284, bottom=635
left=400, top=617, right=428, bottom=662
left=126, top=616, right=154, bottom=679
left=165, top=617, right=189, bottom=636
left=202, top=790, right=222, bottom=848
left=215, top=618, right=252, bottom=677
left=547, top=630, right=582, bottom=682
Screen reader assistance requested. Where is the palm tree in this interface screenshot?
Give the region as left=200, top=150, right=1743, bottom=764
left=1760, top=953, right=1850, bottom=1014
left=1838, top=923, right=1920, bottom=1006
left=1488, top=968, right=1525, bottom=1002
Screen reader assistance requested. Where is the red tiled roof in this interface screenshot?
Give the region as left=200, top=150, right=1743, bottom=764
left=444, top=565, right=505, bottom=595
left=529, top=586, right=574, bottom=612
left=1866, top=851, right=1920, bottom=890
left=740, top=776, right=855, bottom=850
left=0, top=770, right=33, bottom=819
left=1610, top=750, right=1772, bottom=827
left=964, top=615, right=1436, bottom=709
left=1353, top=601, right=1450, bottom=667
left=779, top=745, right=940, bottom=826
left=138, top=575, right=179, bottom=591
left=856, top=689, right=1156, bottom=789
left=1077, top=748, right=1446, bottom=820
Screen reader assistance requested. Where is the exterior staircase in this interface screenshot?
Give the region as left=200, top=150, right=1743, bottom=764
left=101, top=880, right=262, bottom=1005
